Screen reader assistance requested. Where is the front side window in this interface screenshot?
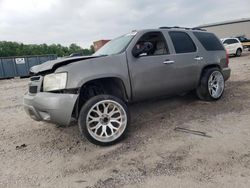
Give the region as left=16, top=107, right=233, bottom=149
left=223, top=39, right=230, bottom=44
left=134, top=32, right=169, bottom=56
left=94, top=32, right=136, bottom=56
left=169, top=31, right=196, bottom=53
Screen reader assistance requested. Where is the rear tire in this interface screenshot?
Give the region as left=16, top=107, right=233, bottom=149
left=78, top=94, right=130, bottom=146
left=235, top=48, right=242, bottom=57
left=196, top=68, right=225, bottom=101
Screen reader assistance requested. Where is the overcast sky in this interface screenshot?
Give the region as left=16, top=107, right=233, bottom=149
left=0, top=0, right=250, bottom=48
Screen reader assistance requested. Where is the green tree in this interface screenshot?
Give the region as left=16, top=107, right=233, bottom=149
left=0, top=41, right=94, bottom=57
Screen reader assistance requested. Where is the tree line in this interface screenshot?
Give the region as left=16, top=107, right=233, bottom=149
left=0, top=41, right=95, bottom=57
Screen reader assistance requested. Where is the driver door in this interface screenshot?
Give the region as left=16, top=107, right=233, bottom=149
left=127, top=31, right=178, bottom=101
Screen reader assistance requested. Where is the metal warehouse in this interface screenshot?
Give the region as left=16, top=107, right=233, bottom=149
left=199, top=18, right=250, bottom=38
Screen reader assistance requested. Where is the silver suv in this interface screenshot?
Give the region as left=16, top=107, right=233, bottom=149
left=23, top=27, right=231, bottom=145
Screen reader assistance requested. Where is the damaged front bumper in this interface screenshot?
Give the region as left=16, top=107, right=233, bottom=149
left=23, top=92, right=78, bottom=126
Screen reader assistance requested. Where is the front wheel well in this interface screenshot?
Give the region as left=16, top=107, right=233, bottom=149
left=73, top=77, right=128, bottom=118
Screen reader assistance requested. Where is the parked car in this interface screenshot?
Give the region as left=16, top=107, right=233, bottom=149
left=23, top=27, right=231, bottom=145
left=221, top=38, right=243, bottom=57
left=236, top=36, right=250, bottom=50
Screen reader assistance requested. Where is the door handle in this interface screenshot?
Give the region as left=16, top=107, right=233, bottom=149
left=163, top=60, right=175, bottom=64
left=194, top=56, right=203, bottom=61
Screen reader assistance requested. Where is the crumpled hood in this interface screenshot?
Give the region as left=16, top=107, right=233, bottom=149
left=30, top=55, right=104, bottom=74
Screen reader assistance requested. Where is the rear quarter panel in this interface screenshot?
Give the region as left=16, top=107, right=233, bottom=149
left=189, top=31, right=228, bottom=84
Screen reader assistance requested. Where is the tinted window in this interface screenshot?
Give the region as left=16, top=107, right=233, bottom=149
left=231, top=39, right=239, bottom=44
left=223, top=39, right=230, bottom=44
left=194, top=32, right=224, bottom=51
left=169, top=31, right=196, bottom=53
left=226, top=39, right=235, bottom=44
left=223, top=39, right=238, bottom=45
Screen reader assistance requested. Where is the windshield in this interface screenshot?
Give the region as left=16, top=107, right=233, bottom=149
left=94, top=32, right=137, bottom=56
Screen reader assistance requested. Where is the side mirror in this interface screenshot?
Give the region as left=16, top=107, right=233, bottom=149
left=132, top=42, right=153, bottom=57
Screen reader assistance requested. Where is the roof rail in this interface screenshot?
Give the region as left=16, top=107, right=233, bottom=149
left=159, top=26, right=206, bottom=31
left=159, top=26, right=172, bottom=29
left=192, top=27, right=207, bottom=31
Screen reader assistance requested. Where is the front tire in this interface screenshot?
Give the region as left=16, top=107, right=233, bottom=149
left=78, top=94, right=130, bottom=146
left=196, top=68, right=225, bottom=101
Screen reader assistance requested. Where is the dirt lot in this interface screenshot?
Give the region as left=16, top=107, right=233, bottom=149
left=1, top=52, right=250, bottom=188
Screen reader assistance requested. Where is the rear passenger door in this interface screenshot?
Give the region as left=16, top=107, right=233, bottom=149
left=167, top=31, right=202, bottom=91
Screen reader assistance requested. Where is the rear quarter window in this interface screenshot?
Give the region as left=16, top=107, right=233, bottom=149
left=193, top=32, right=224, bottom=51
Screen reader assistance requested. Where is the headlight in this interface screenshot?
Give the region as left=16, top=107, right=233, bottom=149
left=43, top=72, right=67, bottom=92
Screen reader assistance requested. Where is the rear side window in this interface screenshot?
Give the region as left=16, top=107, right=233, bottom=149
left=223, top=39, right=238, bottom=44
left=231, top=39, right=239, bottom=44
left=169, top=31, right=196, bottom=53
left=193, top=32, right=224, bottom=51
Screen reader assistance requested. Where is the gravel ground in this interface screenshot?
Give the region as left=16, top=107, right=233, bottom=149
left=1, top=52, right=250, bottom=188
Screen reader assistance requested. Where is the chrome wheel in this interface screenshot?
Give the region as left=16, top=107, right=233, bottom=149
left=86, top=100, right=127, bottom=143
left=208, top=71, right=224, bottom=99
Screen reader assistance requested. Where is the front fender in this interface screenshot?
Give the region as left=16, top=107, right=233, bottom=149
left=77, top=74, right=131, bottom=99
left=55, top=53, right=132, bottom=100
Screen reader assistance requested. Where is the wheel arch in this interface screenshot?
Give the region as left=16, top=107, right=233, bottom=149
left=236, top=47, right=242, bottom=54
left=198, top=64, right=221, bottom=85
left=73, top=77, right=129, bottom=118
left=196, top=65, right=225, bottom=101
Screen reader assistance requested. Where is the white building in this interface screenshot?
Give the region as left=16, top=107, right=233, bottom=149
left=199, top=18, right=250, bottom=39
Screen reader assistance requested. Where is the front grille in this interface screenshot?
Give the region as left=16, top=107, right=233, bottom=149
left=29, top=86, right=38, bottom=94
left=30, top=76, right=40, bottom=81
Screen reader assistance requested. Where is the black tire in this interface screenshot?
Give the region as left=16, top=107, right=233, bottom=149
left=196, top=68, right=225, bottom=101
left=235, top=48, right=242, bottom=57
left=78, top=94, right=130, bottom=146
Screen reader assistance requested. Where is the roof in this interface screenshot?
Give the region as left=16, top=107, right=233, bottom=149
left=198, top=18, right=250, bottom=28
left=220, top=37, right=239, bottom=41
